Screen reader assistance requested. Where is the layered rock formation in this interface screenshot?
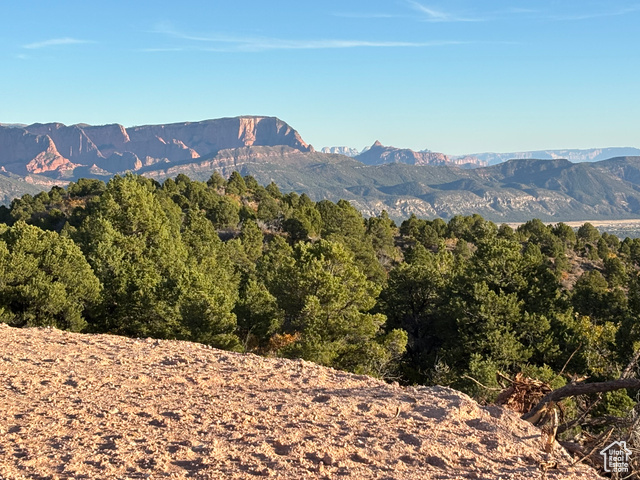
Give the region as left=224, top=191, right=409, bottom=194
left=25, top=123, right=103, bottom=166
left=356, top=141, right=487, bottom=168
left=0, top=116, right=312, bottom=177
left=0, top=127, right=77, bottom=174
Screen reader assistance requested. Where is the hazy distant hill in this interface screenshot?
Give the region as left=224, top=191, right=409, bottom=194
left=320, top=146, right=360, bottom=157
left=460, top=147, right=640, bottom=165
left=0, top=173, right=51, bottom=204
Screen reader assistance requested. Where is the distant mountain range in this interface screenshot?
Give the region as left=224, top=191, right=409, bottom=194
left=458, top=147, right=640, bottom=165
left=138, top=150, right=640, bottom=222
left=320, top=146, right=360, bottom=157
left=2, top=116, right=640, bottom=222
left=322, top=144, right=640, bottom=166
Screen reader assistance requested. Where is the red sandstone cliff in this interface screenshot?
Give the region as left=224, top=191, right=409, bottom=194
left=25, top=123, right=104, bottom=166
left=125, top=116, right=311, bottom=158
left=0, top=127, right=77, bottom=174
left=0, top=116, right=312, bottom=177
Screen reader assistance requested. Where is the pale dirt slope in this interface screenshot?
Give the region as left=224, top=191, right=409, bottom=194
left=0, top=324, right=600, bottom=479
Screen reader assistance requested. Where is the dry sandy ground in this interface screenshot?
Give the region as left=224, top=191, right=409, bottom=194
left=0, top=324, right=601, bottom=479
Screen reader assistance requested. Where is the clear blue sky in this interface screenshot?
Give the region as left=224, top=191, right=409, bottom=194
left=2, top=0, right=639, bottom=154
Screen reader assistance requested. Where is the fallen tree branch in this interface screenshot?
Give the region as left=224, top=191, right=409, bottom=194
left=495, top=370, right=514, bottom=385
left=522, top=378, right=640, bottom=423
left=569, top=428, right=614, bottom=468
left=556, top=393, right=603, bottom=434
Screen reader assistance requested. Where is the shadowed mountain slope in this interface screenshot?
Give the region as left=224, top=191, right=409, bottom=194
left=141, top=152, right=640, bottom=222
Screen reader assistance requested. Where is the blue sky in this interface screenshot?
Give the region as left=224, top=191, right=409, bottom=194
left=2, top=0, right=639, bottom=154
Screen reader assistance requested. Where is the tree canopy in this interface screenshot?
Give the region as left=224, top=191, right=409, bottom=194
left=3, top=170, right=640, bottom=430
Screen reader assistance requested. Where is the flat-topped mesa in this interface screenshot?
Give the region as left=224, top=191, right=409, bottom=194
left=82, top=124, right=131, bottom=158
left=125, top=116, right=312, bottom=156
left=241, top=116, right=312, bottom=152
left=0, top=116, right=313, bottom=176
left=356, top=141, right=474, bottom=167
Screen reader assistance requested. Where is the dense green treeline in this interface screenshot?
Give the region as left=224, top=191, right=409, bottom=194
left=2, top=172, right=640, bottom=417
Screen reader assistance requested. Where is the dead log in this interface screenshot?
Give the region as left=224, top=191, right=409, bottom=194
left=522, top=378, right=640, bottom=423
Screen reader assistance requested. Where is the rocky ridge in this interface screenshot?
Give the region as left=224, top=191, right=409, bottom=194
left=0, top=324, right=599, bottom=479
left=2, top=116, right=640, bottom=223
left=356, top=141, right=487, bottom=168
left=0, top=116, right=312, bottom=176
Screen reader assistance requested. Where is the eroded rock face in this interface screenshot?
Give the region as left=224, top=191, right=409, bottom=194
left=356, top=141, right=486, bottom=168
left=0, top=116, right=312, bottom=176
left=82, top=124, right=131, bottom=158
left=25, top=123, right=103, bottom=166
left=127, top=116, right=312, bottom=155
left=0, top=127, right=76, bottom=174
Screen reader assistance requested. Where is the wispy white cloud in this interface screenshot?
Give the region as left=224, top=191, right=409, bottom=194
left=332, top=12, right=406, bottom=19
left=23, top=37, right=91, bottom=49
left=149, top=24, right=468, bottom=52
left=551, top=4, right=640, bottom=21
left=506, top=7, right=538, bottom=15
left=240, top=39, right=466, bottom=50
left=139, top=47, right=185, bottom=53
left=407, top=1, right=485, bottom=22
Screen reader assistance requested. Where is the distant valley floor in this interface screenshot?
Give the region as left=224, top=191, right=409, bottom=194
left=505, top=219, right=640, bottom=238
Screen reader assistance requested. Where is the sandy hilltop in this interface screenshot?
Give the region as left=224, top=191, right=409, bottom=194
left=0, top=324, right=600, bottom=479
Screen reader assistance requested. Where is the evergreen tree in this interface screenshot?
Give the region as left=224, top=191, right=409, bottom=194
left=0, top=221, right=100, bottom=331
left=207, top=171, right=226, bottom=190
left=75, top=175, right=239, bottom=347
left=379, top=245, right=456, bottom=383
left=262, top=239, right=406, bottom=376
left=265, top=181, right=283, bottom=199
left=226, top=171, right=247, bottom=196
left=577, top=222, right=601, bottom=243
